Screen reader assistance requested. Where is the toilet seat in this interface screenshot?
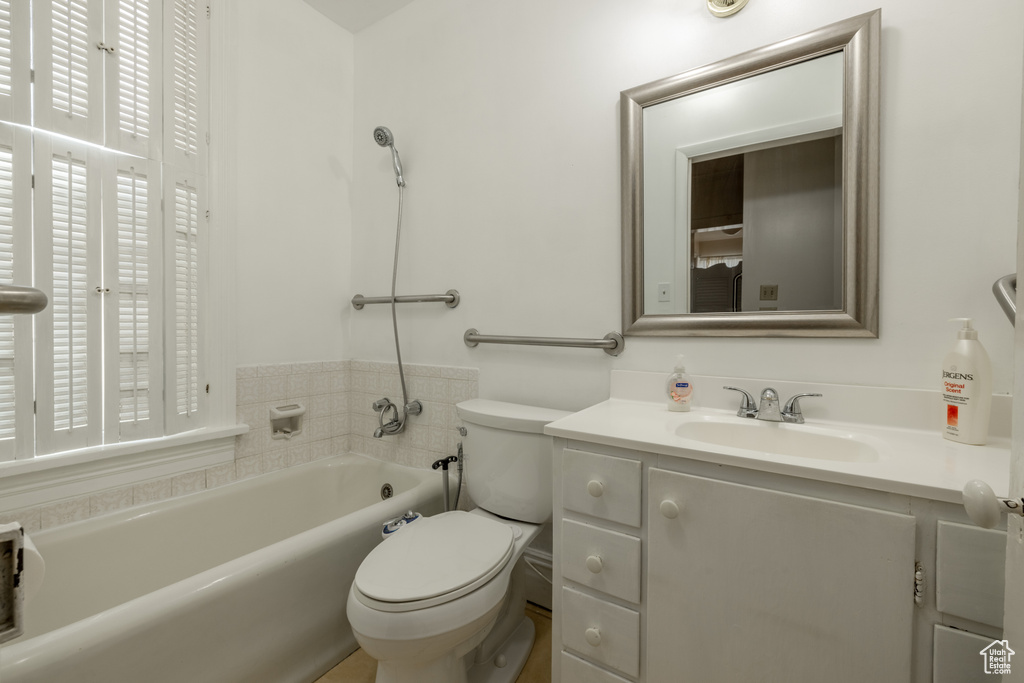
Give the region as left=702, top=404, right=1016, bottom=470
left=353, top=511, right=515, bottom=613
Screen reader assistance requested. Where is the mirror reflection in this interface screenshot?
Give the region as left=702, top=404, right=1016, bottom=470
left=642, top=52, right=844, bottom=315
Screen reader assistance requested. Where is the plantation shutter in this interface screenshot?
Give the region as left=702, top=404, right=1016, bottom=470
left=105, top=0, right=162, bottom=158
left=0, top=0, right=31, bottom=125
left=0, top=126, right=31, bottom=461
left=163, top=0, right=207, bottom=174
left=34, top=137, right=103, bottom=455
left=33, top=0, right=106, bottom=144
left=104, top=155, right=163, bottom=441
left=164, top=167, right=204, bottom=434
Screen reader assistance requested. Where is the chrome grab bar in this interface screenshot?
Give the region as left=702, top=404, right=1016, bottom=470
left=463, top=328, right=625, bottom=357
left=351, top=289, right=460, bottom=310
left=993, top=274, right=1016, bottom=325
left=0, top=284, right=48, bottom=315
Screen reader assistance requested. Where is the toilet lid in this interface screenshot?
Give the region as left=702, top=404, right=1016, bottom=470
left=354, top=511, right=515, bottom=605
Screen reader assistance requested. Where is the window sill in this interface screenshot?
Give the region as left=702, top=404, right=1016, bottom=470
left=0, top=425, right=249, bottom=513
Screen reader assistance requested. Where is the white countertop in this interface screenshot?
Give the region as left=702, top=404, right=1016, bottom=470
left=544, top=372, right=1011, bottom=505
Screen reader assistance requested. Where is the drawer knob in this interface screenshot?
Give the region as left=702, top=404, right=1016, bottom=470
left=586, top=554, right=603, bottom=574
left=585, top=627, right=602, bottom=647
left=660, top=499, right=680, bottom=519
left=587, top=480, right=605, bottom=497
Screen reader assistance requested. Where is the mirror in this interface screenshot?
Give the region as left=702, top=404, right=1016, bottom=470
left=621, top=10, right=879, bottom=337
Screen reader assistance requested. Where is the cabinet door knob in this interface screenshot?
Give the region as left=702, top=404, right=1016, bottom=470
left=586, top=554, right=603, bottom=574
left=660, top=499, right=680, bottom=519
left=585, top=627, right=602, bottom=647
left=963, top=479, right=1024, bottom=528
left=587, top=480, right=605, bottom=497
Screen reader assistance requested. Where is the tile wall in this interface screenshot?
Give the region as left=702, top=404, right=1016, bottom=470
left=1, top=360, right=477, bottom=533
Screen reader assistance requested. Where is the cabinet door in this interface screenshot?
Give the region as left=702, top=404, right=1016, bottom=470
left=648, top=469, right=916, bottom=683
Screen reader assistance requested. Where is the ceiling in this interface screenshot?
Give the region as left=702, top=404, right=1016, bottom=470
left=303, top=0, right=418, bottom=32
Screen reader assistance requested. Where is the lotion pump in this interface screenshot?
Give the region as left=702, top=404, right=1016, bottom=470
left=941, top=318, right=992, bottom=445
left=667, top=355, right=693, bottom=412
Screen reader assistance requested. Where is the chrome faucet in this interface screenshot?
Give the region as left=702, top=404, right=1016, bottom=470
left=723, top=386, right=822, bottom=424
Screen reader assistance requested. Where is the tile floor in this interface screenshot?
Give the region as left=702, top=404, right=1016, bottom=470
left=316, top=603, right=552, bottom=683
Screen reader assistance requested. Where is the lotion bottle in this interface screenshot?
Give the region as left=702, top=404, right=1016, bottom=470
left=667, top=355, right=693, bottom=412
left=941, top=318, right=992, bottom=445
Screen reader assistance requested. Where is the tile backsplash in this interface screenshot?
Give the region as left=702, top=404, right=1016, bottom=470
left=1, top=360, right=478, bottom=533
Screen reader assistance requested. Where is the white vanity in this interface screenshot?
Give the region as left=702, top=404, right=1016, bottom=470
left=547, top=371, right=1011, bottom=683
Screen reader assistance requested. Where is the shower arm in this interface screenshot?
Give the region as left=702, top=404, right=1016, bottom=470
left=351, top=290, right=460, bottom=310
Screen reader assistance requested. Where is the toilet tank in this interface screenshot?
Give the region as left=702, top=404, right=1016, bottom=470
left=456, top=399, right=571, bottom=524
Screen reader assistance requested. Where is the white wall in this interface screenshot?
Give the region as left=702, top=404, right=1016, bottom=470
left=339, top=0, right=1022, bottom=413
left=230, top=0, right=355, bottom=366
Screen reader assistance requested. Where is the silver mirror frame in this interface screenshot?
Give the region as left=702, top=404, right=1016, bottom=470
left=621, top=10, right=880, bottom=337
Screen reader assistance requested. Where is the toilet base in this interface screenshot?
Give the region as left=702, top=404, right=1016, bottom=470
left=467, top=615, right=536, bottom=683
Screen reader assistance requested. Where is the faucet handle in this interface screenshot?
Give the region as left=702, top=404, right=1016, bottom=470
left=723, top=386, right=757, bottom=418
left=782, top=393, right=822, bottom=424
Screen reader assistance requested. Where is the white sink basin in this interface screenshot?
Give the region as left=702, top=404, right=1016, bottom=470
left=675, top=418, right=879, bottom=462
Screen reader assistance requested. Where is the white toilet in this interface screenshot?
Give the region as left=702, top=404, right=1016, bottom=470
left=346, top=398, right=569, bottom=683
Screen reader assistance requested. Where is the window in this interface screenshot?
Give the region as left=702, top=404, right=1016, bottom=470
left=0, top=0, right=209, bottom=461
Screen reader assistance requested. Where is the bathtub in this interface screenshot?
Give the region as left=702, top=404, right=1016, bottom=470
left=0, top=453, right=443, bottom=683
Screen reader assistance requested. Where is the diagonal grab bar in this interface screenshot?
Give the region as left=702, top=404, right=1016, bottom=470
left=993, top=274, right=1016, bottom=326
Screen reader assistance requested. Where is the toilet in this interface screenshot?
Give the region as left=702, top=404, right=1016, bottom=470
left=346, top=398, right=569, bottom=683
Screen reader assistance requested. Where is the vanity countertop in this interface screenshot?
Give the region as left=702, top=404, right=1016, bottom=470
left=544, top=372, right=1010, bottom=505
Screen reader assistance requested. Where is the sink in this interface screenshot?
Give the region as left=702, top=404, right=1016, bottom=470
left=675, top=418, right=879, bottom=462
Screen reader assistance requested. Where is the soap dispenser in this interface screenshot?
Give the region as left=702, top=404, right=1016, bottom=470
left=941, top=318, right=991, bottom=445
left=667, top=355, right=693, bottom=412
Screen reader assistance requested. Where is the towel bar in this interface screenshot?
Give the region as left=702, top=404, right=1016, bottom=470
left=352, top=289, right=460, bottom=310
left=463, top=329, right=625, bottom=356
left=0, top=284, right=47, bottom=315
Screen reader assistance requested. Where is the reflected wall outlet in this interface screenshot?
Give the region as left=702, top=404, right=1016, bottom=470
left=658, top=283, right=671, bottom=302
left=759, top=284, right=778, bottom=301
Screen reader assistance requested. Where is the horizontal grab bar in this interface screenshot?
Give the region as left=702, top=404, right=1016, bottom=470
left=463, top=328, right=625, bottom=357
left=352, top=289, right=460, bottom=310
left=0, top=284, right=48, bottom=315
left=993, top=274, right=1016, bottom=326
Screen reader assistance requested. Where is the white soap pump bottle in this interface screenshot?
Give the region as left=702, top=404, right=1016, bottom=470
left=941, top=318, right=992, bottom=445
left=667, top=355, right=693, bottom=412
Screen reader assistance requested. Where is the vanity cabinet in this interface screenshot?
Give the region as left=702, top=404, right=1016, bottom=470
left=552, top=443, right=1007, bottom=683
left=647, top=468, right=915, bottom=682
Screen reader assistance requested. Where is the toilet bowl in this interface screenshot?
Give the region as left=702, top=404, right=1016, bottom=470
left=346, top=399, right=569, bottom=683
left=347, top=509, right=542, bottom=683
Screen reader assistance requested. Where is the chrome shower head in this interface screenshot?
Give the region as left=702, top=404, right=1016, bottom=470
left=373, top=126, right=394, bottom=147
left=373, top=126, right=405, bottom=187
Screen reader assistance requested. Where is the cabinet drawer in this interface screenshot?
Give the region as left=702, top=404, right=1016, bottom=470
left=561, top=651, right=632, bottom=683
left=562, top=449, right=641, bottom=527
left=561, top=586, right=640, bottom=678
left=933, top=624, right=999, bottom=683
left=562, top=519, right=641, bottom=603
left=936, top=521, right=1006, bottom=628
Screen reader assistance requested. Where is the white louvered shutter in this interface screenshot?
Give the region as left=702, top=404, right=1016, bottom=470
left=164, top=167, right=204, bottom=434
left=0, top=0, right=31, bottom=125
left=104, top=155, right=163, bottom=441
left=105, top=0, right=162, bottom=158
left=163, top=0, right=207, bottom=173
left=0, top=126, right=32, bottom=461
left=34, top=137, right=103, bottom=455
left=34, top=0, right=106, bottom=144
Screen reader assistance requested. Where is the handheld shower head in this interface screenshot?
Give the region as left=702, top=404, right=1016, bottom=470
left=373, top=126, right=405, bottom=187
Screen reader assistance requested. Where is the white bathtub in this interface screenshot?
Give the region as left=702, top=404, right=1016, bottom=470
left=0, top=453, right=443, bottom=683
